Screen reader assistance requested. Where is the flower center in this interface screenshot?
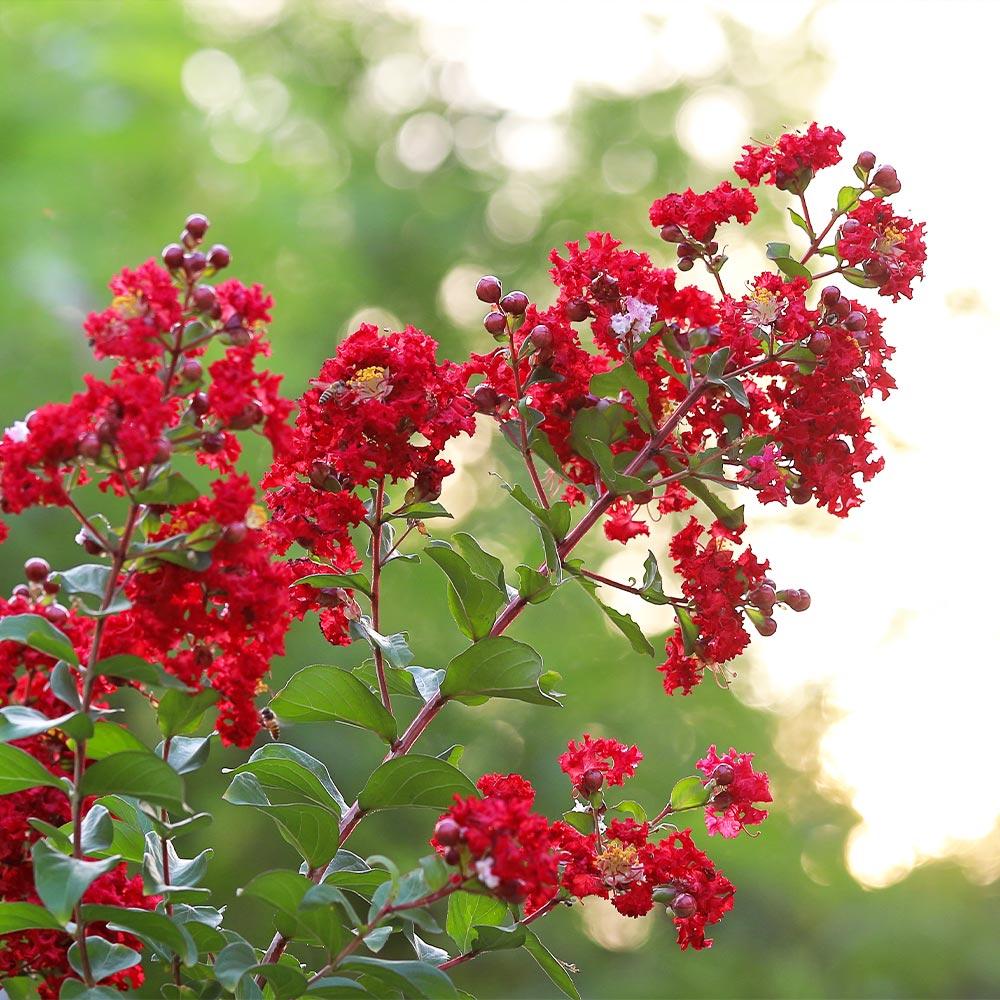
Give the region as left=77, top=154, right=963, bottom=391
left=596, top=841, right=643, bottom=886
left=874, top=226, right=905, bottom=258
left=744, top=288, right=783, bottom=327
left=348, top=365, right=392, bottom=402
left=111, top=293, right=144, bottom=319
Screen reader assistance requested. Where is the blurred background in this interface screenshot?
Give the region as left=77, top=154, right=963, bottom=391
left=1, top=0, right=998, bottom=996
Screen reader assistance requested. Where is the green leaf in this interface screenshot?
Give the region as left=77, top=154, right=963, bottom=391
left=361, top=625, right=414, bottom=668
left=79, top=904, right=198, bottom=966
left=339, top=958, right=458, bottom=999
left=156, top=688, right=219, bottom=739
left=787, top=207, right=812, bottom=236
left=214, top=941, right=258, bottom=991
left=0, top=706, right=82, bottom=743
left=79, top=751, right=186, bottom=812
left=358, top=756, right=476, bottom=812
left=0, top=743, right=67, bottom=795
left=569, top=571, right=653, bottom=656
left=837, top=185, right=863, bottom=213
left=239, top=869, right=311, bottom=917
left=446, top=891, right=507, bottom=952
left=472, top=924, right=526, bottom=951
left=452, top=532, right=506, bottom=592
left=305, top=978, right=370, bottom=998
left=270, top=665, right=397, bottom=744
left=515, top=564, right=556, bottom=604
left=590, top=363, right=654, bottom=431
left=523, top=364, right=565, bottom=388
left=80, top=804, right=114, bottom=854
left=293, top=572, right=373, bottom=600
left=0, top=901, right=64, bottom=933
left=31, top=839, right=120, bottom=925
left=133, top=472, right=201, bottom=506
left=638, top=551, right=671, bottom=606
left=245, top=964, right=310, bottom=1000
left=773, top=257, right=813, bottom=284
left=682, top=476, right=744, bottom=531
left=143, top=833, right=213, bottom=893
left=1, top=976, right=43, bottom=1000
left=83, top=721, right=149, bottom=759
left=440, top=636, right=560, bottom=706
left=842, top=267, right=879, bottom=288
left=58, top=982, right=121, bottom=1000
left=387, top=500, right=453, bottom=522
left=49, top=661, right=81, bottom=709
left=225, top=743, right=347, bottom=815
left=675, top=606, right=699, bottom=656
left=765, top=242, right=791, bottom=260
left=222, top=773, right=340, bottom=869
left=501, top=483, right=571, bottom=541
left=47, top=565, right=130, bottom=617
left=611, top=799, right=648, bottom=823
left=0, top=614, right=78, bottom=665
left=424, top=543, right=505, bottom=641
left=162, top=735, right=212, bottom=775
left=669, top=775, right=711, bottom=810
left=523, top=930, right=581, bottom=1000
left=91, top=654, right=192, bottom=690
left=722, top=377, right=749, bottom=409
left=67, top=938, right=140, bottom=981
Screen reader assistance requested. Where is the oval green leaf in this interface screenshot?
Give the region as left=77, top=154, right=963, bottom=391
left=358, top=756, right=476, bottom=813
left=0, top=743, right=67, bottom=795
left=440, top=636, right=559, bottom=706
left=79, top=751, right=186, bottom=812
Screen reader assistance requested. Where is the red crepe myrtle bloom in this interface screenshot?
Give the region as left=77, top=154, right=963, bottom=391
left=737, top=443, right=789, bottom=506
left=553, top=819, right=735, bottom=947
left=837, top=198, right=927, bottom=301
left=558, top=734, right=643, bottom=795
left=697, top=745, right=773, bottom=838
left=649, top=181, right=758, bottom=241
left=432, top=773, right=561, bottom=913
left=734, top=123, right=846, bottom=189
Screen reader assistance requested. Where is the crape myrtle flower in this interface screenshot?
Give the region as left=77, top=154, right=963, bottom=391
left=696, top=745, right=773, bottom=838
left=558, top=734, right=643, bottom=797
left=649, top=180, right=758, bottom=241
left=734, top=123, right=846, bottom=190
left=837, top=197, right=927, bottom=301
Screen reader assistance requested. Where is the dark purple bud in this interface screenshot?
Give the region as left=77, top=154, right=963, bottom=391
left=659, top=224, right=685, bottom=243
left=580, top=768, right=604, bottom=795
left=499, top=290, right=529, bottom=316
left=713, top=763, right=735, bottom=786
left=565, top=297, right=591, bottom=322
left=207, top=244, right=231, bottom=270
left=193, top=284, right=217, bottom=313
left=24, top=558, right=50, bottom=583
left=162, top=243, right=185, bottom=270
left=671, top=893, right=697, bottom=919
left=483, top=311, right=507, bottom=337
left=843, top=310, right=868, bottom=332
left=180, top=359, right=203, bottom=382
left=476, top=275, right=503, bottom=303
left=434, top=817, right=462, bottom=847
left=184, top=213, right=210, bottom=239
left=856, top=151, right=877, bottom=172
left=820, top=285, right=841, bottom=307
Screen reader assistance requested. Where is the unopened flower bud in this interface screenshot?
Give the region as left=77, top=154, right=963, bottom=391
left=808, top=330, right=831, bottom=356
left=871, top=164, right=900, bottom=194
left=180, top=359, right=203, bottom=382
left=713, top=763, right=735, bottom=785
left=42, top=579, right=60, bottom=595
left=565, top=297, right=591, bottom=322
left=223, top=521, right=248, bottom=544
left=12, top=584, right=31, bottom=600
left=434, top=817, right=462, bottom=847
left=443, top=846, right=461, bottom=865
left=676, top=242, right=695, bottom=259
left=529, top=325, right=552, bottom=352
left=190, top=391, right=210, bottom=416
left=820, top=285, right=842, bottom=307
left=152, top=438, right=172, bottom=464
left=202, top=431, right=226, bottom=454
left=659, top=224, right=685, bottom=243
left=856, top=151, right=877, bottom=172
left=499, top=290, right=529, bottom=315
left=843, top=310, right=868, bottom=332
left=580, top=768, right=604, bottom=795
left=483, top=311, right=507, bottom=337
left=24, top=558, right=50, bottom=583
left=786, top=588, right=811, bottom=612
left=753, top=615, right=777, bottom=637
left=78, top=432, right=102, bottom=460
left=229, top=401, right=264, bottom=430
left=590, top=271, right=619, bottom=303
left=183, top=252, right=207, bottom=279
left=471, top=384, right=500, bottom=414
left=677, top=257, right=694, bottom=272
left=789, top=485, right=812, bottom=505
left=162, top=243, right=185, bottom=270
left=476, top=275, right=502, bottom=303
left=207, top=244, right=231, bottom=270
left=45, top=603, right=70, bottom=626
left=184, top=213, right=210, bottom=239
left=193, top=284, right=217, bottom=313
left=712, top=790, right=734, bottom=810
left=671, top=893, right=697, bottom=919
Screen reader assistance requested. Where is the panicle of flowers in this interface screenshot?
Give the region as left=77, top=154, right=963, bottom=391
left=558, top=734, right=643, bottom=798
left=734, top=122, right=846, bottom=189
left=697, top=745, right=773, bottom=838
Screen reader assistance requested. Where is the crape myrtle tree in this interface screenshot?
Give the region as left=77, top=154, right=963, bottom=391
left=0, top=124, right=925, bottom=999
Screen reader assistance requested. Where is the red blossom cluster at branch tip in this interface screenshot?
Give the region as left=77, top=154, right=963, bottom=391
left=697, top=745, right=773, bottom=838
left=558, top=734, right=643, bottom=796
left=649, top=180, right=758, bottom=241
left=734, top=123, right=846, bottom=189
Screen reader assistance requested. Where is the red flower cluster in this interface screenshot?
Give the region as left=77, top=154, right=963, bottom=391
left=696, top=746, right=773, bottom=838
left=657, top=518, right=770, bottom=695
left=432, top=773, right=561, bottom=913
left=837, top=197, right=927, bottom=301
left=101, top=474, right=295, bottom=746
left=558, top=734, right=643, bottom=796
left=734, top=123, right=846, bottom=188
left=554, top=819, right=735, bottom=947
left=0, top=594, right=154, bottom=996
left=649, top=180, right=758, bottom=241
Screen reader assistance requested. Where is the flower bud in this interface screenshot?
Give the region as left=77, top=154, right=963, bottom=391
left=565, top=297, right=591, bottom=322
left=11, top=584, right=31, bottom=600
left=184, top=213, right=210, bottom=240
left=580, top=768, right=604, bottom=795
left=78, top=433, right=102, bottom=460
left=152, top=438, right=172, bottom=464
left=671, top=893, right=697, bottom=919
left=529, top=325, right=552, bottom=352
left=434, top=817, right=462, bottom=847
left=753, top=615, right=777, bottom=637
left=24, top=558, right=50, bottom=583
left=713, top=763, right=735, bottom=785
left=712, top=790, right=734, bottom=810
left=843, top=310, right=868, bottom=332
left=856, top=151, right=877, bottom=172
left=443, top=846, right=461, bottom=865
left=820, top=285, right=841, bottom=307
left=476, top=275, right=502, bottom=303
left=789, top=485, right=812, bottom=505
left=871, top=164, right=901, bottom=194
left=183, top=252, right=207, bottom=279
left=190, top=391, right=210, bottom=416
left=499, top=290, right=529, bottom=316
left=162, top=243, right=185, bottom=270
left=677, top=257, right=694, bottom=272
left=784, top=588, right=811, bottom=612
left=471, top=384, right=500, bottom=414
left=193, top=284, right=217, bottom=313
left=180, top=359, right=203, bottom=382
left=659, top=224, right=685, bottom=243
left=483, top=311, right=507, bottom=337
left=808, top=330, right=831, bottom=356
left=223, top=521, right=248, bottom=544
left=207, top=244, right=231, bottom=270
left=202, top=431, right=226, bottom=454
left=590, top=271, right=619, bottom=303
left=42, top=579, right=61, bottom=595
left=45, top=603, right=70, bottom=626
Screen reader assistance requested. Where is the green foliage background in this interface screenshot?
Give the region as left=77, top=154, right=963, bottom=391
left=0, top=2, right=997, bottom=997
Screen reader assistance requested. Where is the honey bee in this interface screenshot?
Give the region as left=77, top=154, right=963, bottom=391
left=309, top=378, right=348, bottom=404
left=259, top=706, right=280, bottom=740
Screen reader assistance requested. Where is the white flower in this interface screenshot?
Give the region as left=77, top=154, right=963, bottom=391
left=610, top=297, right=657, bottom=346
left=474, top=857, right=500, bottom=889
left=3, top=413, right=33, bottom=443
